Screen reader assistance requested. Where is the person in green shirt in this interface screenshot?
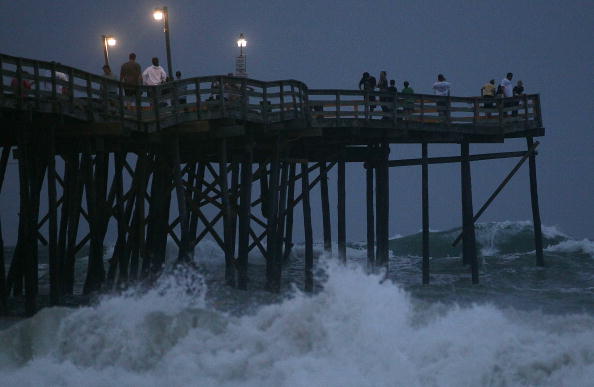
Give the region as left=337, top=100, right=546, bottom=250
left=401, top=81, right=415, bottom=116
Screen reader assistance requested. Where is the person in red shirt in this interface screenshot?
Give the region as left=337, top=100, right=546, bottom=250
left=10, top=68, right=33, bottom=97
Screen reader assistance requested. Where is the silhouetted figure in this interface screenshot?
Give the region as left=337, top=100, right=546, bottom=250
left=512, top=80, right=525, bottom=117
left=358, top=72, right=377, bottom=112
left=120, top=53, right=142, bottom=97
left=378, top=71, right=390, bottom=115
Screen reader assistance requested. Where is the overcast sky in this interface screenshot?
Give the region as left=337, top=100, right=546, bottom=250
left=1, top=0, right=593, bottom=244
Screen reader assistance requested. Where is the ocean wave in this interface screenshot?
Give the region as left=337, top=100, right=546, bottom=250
left=1, top=262, right=593, bottom=387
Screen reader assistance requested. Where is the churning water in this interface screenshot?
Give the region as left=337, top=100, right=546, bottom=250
left=1, top=221, right=593, bottom=386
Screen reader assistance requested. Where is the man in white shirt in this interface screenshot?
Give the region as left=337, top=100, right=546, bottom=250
left=432, top=74, right=451, bottom=118
left=500, top=72, right=514, bottom=116
left=142, top=57, right=167, bottom=86
left=432, top=74, right=451, bottom=96
left=500, top=72, right=513, bottom=98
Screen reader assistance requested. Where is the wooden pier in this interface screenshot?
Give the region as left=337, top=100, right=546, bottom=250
left=0, top=53, right=545, bottom=316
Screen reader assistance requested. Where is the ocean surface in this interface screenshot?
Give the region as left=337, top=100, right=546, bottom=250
left=1, top=221, right=593, bottom=386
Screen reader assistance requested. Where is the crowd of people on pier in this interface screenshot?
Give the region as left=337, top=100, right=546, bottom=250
left=357, top=70, right=526, bottom=116
left=8, top=53, right=528, bottom=120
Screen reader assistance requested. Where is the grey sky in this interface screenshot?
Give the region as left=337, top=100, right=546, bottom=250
left=1, top=0, right=593, bottom=243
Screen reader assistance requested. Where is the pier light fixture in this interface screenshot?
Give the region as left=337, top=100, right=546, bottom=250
left=152, top=6, right=174, bottom=80
left=237, top=33, right=247, bottom=49
left=153, top=8, right=164, bottom=21
left=235, top=33, right=247, bottom=77
left=102, top=34, right=117, bottom=68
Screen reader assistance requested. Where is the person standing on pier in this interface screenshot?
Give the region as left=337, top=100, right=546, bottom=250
left=401, top=81, right=415, bottom=116
left=142, top=57, right=167, bottom=86
left=120, top=53, right=142, bottom=98
left=432, top=74, right=451, bottom=117
left=358, top=72, right=377, bottom=112
left=500, top=72, right=514, bottom=116
left=512, top=80, right=525, bottom=117
left=481, top=79, right=496, bottom=117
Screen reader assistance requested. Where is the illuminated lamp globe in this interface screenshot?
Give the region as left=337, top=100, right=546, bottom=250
left=153, top=9, right=164, bottom=21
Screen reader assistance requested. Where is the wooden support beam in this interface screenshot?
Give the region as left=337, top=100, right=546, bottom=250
left=82, top=147, right=106, bottom=294
left=337, top=157, right=346, bottom=262
left=461, top=141, right=479, bottom=283
left=283, top=163, right=296, bottom=261
left=273, top=160, right=289, bottom=290
left=366, top=152, right=375, bottom=269
left=301, top=162, right=314, bottom=292
left=386, top=150, right=531, bottom=168
left=237, top=142, right=253, bottom=290
left=375, top=143, right=390, bottom=269
left=266, top=140, right=281, bottom=291
left=527, top=137, right=544, bottom=266
left=219, top=139, right=235, bottom=286
left=172, top=137, right=191, bottom=264
left=421, top=143, right=430, bottom=284
left=452, top=141, right=540, bottom=247
left=320, top=161, right=332, bottom=254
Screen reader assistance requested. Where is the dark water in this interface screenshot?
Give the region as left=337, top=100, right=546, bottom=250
left=1, top=221, right=593, bottom=386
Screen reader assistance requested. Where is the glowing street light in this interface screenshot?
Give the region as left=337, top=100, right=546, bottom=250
left=153, top=6, right=174, bottom=80
left=235, top=33, right=247, bottom=77
left=102, top=34, right=117, bottom=67
left=237, top=33, right=247, bottom=56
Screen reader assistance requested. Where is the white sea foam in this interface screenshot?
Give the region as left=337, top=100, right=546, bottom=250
left=545, top=238, right=594, bottom=258
left=1, top=261, right=593, bottom=387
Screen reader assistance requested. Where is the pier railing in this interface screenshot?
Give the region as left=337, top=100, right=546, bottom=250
left=0, top=53, right=542, bottom=134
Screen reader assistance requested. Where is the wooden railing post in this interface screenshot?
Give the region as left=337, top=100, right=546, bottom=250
left=0, top=55, right=4, bottom=101
left=523, top=94, right=529, bottom=129
left=534, top=95, right=542, bottom=127
left=50, top=62, right=57, bottom=100
left=194, top=79, right=201, bottom=120
left=364, top=91, right=370, bottom=120
left=16, top=58, right=23, bottom=110
left=33, top=62, right=41, bottom=110
left=262, top=84, right=268, bottom=123
left=241, top=78, right=248, bottom=121
left=280, top=82, right=285, bottom=121
left=219, top=75, right=225, bottom=115
left=336, top=92, right=340, bottom=121
left=67, top=68, right=74, bottom=104
left=473, top=98, right=479, bottom=126
left=153, top=86, right=161, bottom=131
left=136, top=87, right=143, bottom=132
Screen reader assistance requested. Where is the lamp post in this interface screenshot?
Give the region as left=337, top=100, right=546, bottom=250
left=102, top=35, right=117, bottom=67
left=235, top=33, right=247, bottom=77
left=153, top=6, right=174, bottom=80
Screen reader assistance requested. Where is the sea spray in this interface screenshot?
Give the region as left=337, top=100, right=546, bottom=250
left=1, top=258, right=594, bottom=386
